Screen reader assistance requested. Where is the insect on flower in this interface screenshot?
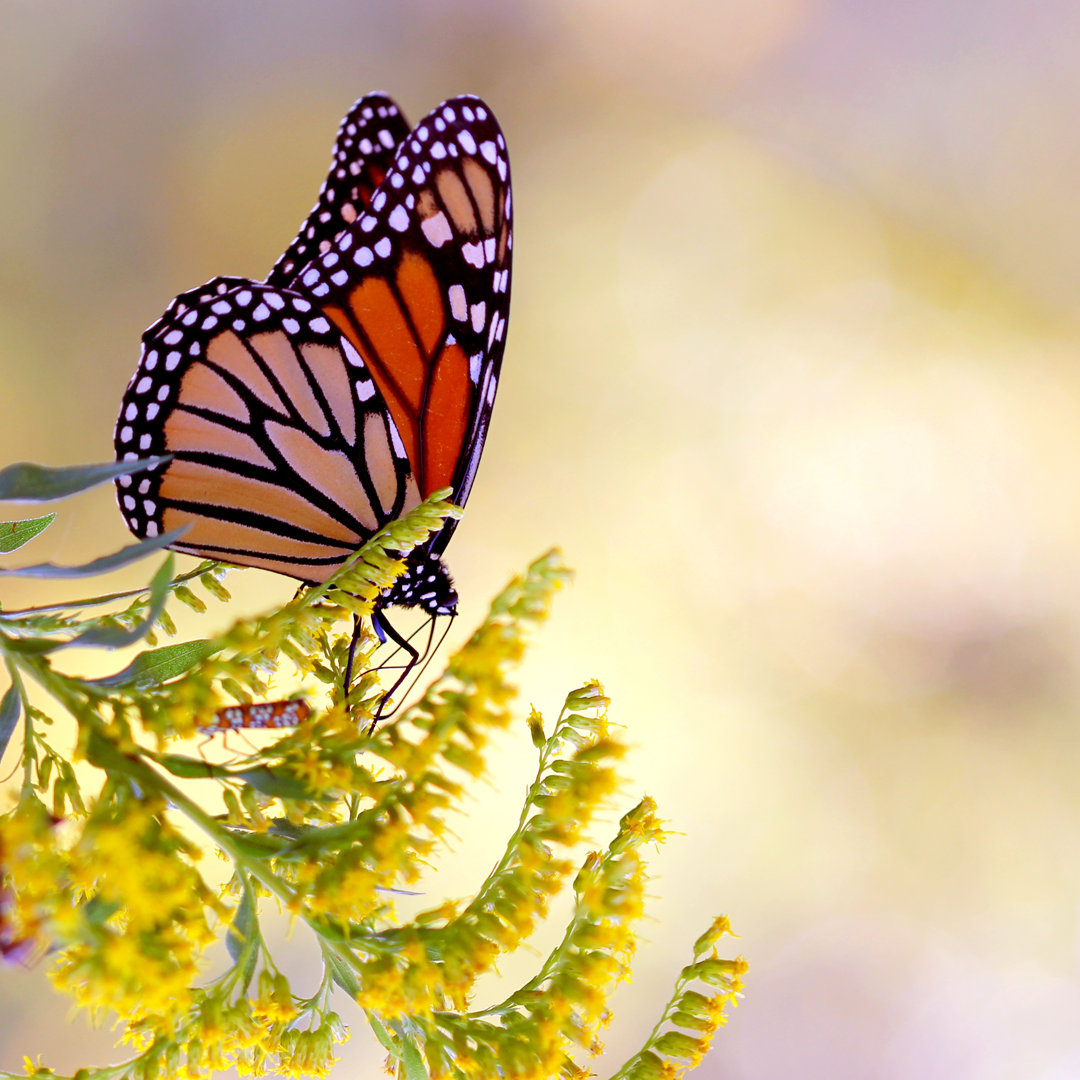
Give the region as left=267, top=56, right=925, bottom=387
left=202, top=698, right=311, bottom=735
left=113, top=92, right=512, bottom=724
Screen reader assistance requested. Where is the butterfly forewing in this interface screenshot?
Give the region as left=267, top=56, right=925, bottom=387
left=267, top=93, right=411, bottom=289
left=115, top=281, right=417, bottom=582
left=285, top=94, right=512, bottom=545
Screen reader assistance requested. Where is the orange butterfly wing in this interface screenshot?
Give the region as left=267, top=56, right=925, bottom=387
left=285, top=95, right=512, bottom=530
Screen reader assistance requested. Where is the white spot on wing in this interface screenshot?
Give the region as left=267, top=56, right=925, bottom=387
left=388, top=420, right=406, bottom=458
left=342, top=339, right=365, bottom=367
left=449, top=284, right=467, bottom=321
left=420, top=211, right=452, bottom=247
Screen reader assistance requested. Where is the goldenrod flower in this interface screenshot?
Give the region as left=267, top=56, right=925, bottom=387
left=0, top=520, right=744, bottom=1080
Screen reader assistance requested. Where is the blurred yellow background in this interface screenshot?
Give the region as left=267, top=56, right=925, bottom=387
left=4, top=1, right=1080, bottom=1077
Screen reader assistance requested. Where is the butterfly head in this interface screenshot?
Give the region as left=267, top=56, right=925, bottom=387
left=378, top=549, right=458, bottom=617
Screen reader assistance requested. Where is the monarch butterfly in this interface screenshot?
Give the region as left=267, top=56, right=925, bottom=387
left=114, top=93, right=512, bottom=718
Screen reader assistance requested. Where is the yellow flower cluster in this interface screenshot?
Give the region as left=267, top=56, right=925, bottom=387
left=50, top=788, right=219, bottom=1030
left=0, top=528, right=746, bottom=1080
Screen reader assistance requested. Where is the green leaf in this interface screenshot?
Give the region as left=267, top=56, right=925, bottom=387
left=236, top=766, right=317, bottom=800
left=68, top=554, right=174, bottom=650
left=400, top=1037, right=429, bottom=1080
left=153, top=753, right=230, bottom=780
left=0, top=514, right=55, bottom=554
left=0, top=458, right=170, bottom=502
left=88, top=638, right=218, bottom=690
left=369, top=1010, right=399, bottom=1054
left=0, top=684, right=21, bottom=759
left=219, top=830, right=289, bottom=859
left=226, top=880, right=259, bottom=968
left=324, top=949, right=362, bottom=999
left=0, top=636, right=67, bottom=656
left=0, top=529, right=187, bottom=579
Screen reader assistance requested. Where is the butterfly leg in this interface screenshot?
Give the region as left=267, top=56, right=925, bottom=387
left=368, top=607, right=420, bottom=733
left=343, top=613, right=362, bottom=701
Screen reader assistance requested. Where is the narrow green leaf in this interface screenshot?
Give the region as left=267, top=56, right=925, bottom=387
left=0, top=529, right=186, bottom=579
left=88, top=638, right=218, bottom=690
left=400, top=1037, right=429, bottom=1080
left=0, top=514, right=56, bottom=554
left=0, top=685, right=21, bottom=759
left=236, top=766, right=316, bottom=800
left=153, top=753, right=230, bottom=780
left=70, top=555, right=174, bottom=649
left=226, top=881, right=259, bottom=966
left=83, top=728, right=131, bottom=773
left=0, top=636, right=66, bottom=656
left=0, top=458, right=170, bottom=502
left=219, top=830, right=289, bottom=859
left=324, top=950, right=363, bottom=999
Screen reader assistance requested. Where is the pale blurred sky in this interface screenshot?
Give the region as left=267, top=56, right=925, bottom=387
left=3, top=3, right=1080, bottom=1078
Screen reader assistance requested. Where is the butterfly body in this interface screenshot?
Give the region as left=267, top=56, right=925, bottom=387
left=115, top=94, right=511, bottom=620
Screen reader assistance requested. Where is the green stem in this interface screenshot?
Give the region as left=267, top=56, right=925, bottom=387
left=3, top=658, right=34, bottom=791
left=0, top=563, right=214, bottom=618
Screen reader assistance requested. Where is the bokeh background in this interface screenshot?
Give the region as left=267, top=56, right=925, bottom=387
left=3, top=1, right=1080, bottom=1076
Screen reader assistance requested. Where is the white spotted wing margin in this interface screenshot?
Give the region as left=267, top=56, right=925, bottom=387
left=283, top=93, right=512, bottom=559
left=267, top=92, right=412, bottom=290
left=114, top=280, right=418, bottom=584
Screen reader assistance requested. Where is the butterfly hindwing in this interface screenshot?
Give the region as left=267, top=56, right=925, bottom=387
left=284, top=94, right=512, bottom=551
left=267, top=93, right=411, bottom=289
left=115, top=280, right=417, bottom=582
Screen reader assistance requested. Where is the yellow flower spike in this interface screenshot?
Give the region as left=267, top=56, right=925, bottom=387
left=2, top=543, right=743, bottom=1078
